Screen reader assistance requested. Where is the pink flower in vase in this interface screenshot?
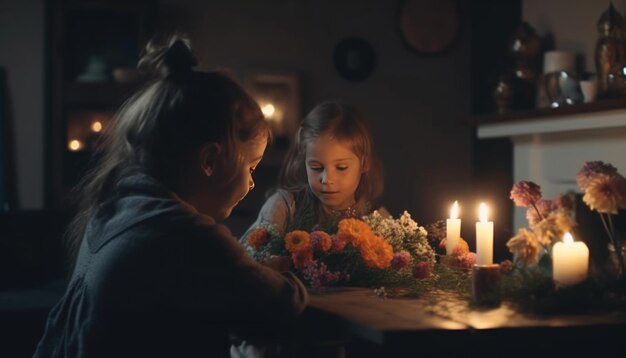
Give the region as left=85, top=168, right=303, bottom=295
left=510, top=181, right=542, bottom=207
left=526, top=199, right=556, bottom=226
left=576, top=160, right=618, bottom=190
left=582, top=173, right=626, bottom=214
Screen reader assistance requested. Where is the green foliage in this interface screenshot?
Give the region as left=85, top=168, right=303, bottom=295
left=374, top=263, right=472, bottom=299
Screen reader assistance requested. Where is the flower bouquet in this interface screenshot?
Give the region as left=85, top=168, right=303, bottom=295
left=507, top=180, right=576, bottom=271
left=245, top=210, right=436, bottom=290
left=577, top=161, right=626, bottom=282
left=502, top=161, right=626, bottom=313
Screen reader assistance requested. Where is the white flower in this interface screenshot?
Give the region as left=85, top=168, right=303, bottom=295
left=362, top=211, right=435, bottom=265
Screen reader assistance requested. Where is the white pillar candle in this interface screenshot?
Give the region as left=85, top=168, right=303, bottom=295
left=476, top=203, right=493, bottom=265
left=446, top=201, right=461, bottom=255
left=552, top=232, right=589, bottom=286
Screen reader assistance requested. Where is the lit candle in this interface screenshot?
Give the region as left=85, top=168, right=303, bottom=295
left=475, top=203, right=493, bottom=265
left=446, top=201, right=461, bottom=255
left=552, top=232, right=589, bottom=286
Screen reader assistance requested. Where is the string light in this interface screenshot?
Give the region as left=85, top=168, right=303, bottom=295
left=68, top=139, right=82, bottom=151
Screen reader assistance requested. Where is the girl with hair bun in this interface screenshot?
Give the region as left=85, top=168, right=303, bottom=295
left=33, top=34, right=308, bottom=358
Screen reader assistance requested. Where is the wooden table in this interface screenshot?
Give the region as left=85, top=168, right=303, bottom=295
left=303, top=287, right=626, bottom=357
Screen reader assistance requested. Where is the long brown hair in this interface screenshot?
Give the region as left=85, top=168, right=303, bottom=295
left=279, top=101, right=383, bottom=219
left=65, top=34, right=269, bottom=263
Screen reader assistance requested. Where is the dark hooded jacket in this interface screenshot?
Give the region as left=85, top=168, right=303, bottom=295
left=33, top=174, right=308, bottom=357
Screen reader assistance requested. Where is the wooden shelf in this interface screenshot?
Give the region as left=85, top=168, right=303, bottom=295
left=472, top=97, right=626, bottom=125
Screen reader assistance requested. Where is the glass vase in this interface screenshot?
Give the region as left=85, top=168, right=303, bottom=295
left=607, top=240, right=626, bottom=282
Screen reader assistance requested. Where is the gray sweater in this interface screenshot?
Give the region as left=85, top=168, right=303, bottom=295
left=33, top=174, right=308, bottom=358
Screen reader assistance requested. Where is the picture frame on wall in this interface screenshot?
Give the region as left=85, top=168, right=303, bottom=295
left=242, top=71, right=301, bottom=146
left=397, top=0, right=461, bottom=56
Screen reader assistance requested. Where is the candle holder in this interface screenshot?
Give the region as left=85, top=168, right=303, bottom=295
left=471, top=264, right=502, bottom=307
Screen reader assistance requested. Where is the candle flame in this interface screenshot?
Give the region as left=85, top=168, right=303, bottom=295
left=479, top=202, right=489, bottom=222
left=450, top=201, right=459, bottom=219
left=563, top=232, right=574, bottom=244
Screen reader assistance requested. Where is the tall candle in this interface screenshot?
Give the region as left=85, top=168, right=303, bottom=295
left=552, top=232, right=589, bottom=286
left=446, top=201, right=461, bottom=255
left=475, top=203, right=493, bottom=265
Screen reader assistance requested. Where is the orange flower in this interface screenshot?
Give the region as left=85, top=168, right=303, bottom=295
left=337, top=218, right=374, bottom=244
left=246, top=228, right=270, bottom=251
left=292, top=248, right=313, bottom=269
left=284, top=230, right=311, bottom=253
left=451, top=238, right=470, bottom=256
left=360, top=236, right=393, bottom=269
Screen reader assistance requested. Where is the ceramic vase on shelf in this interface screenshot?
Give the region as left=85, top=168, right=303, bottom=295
left=507, top=22, right=542, bottom=84
left=493, top=73, right=535, bottom=114
left=595, top=3, right=626, bottom=99
left=493, top=22, right=542, bottom=113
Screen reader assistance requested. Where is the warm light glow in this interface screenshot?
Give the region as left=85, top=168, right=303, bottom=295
left=68, top=140, right=82, bottom=151
left=91, top=121, right=102, bottom=132
left=563, top=232, right=574, bottom=245
left=479, top=202, right=489, bottom=223
left=450, top=201, right=459, bottom=219
left=553, top=231, right=589, bottom=286
left=261, top=103, right=276, bottom=119
left=446, top=200, right=461, bottom=255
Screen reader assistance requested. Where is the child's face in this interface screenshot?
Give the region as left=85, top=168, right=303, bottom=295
left=211, top=137, right=267, bottom=220
left=305, top=135, right=362, bottom=211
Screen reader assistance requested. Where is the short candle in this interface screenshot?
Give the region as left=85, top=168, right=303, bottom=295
left=475, top=203, right=493, bottom=265
left=552, top=232, right=589, bottom=286
left=446, top=201, right=461, bottom=255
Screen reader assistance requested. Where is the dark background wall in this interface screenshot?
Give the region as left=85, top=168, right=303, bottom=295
left=0, top=0, right=527, bottom=272
left=157, top=0, right=476, bottom=236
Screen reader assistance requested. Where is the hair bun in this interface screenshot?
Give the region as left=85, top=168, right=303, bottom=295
left=138, top=34, right=198, bottom=80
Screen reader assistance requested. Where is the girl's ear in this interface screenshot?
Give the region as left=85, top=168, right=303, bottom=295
left=199, top=142, right=221, bottom=177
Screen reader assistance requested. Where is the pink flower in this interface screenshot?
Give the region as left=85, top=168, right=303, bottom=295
left=525, top=199, right=556, bottom=226
left=330, top=234, right=348, bottom=252
left=577, top=161, right=618, bottom=190
left=499, top=259, right=513, bottom=273
left=412, top=261, right=432, bottom=279
left=449, top=252, right=476, bottom=269
left=554, top=193, right=575, bottom=212
left=302, top=261, right=342, bottom=290
left=310, top=231, right=332, bottom=252
left=458, top=252, right=476, bottom=269
left=510, top=181, right=542, bottom=207
left=391, top=250, right=411, bottom=271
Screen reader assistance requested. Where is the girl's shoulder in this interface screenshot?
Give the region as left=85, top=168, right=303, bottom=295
left=264, top=189, right=296, bottom=214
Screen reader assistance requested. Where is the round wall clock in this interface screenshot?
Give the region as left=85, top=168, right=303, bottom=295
left=333, top=37, right=377, bottom=81
left=397, top=0, right=461, bottom=55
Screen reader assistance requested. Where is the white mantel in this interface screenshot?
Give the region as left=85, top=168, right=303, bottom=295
left=477, top=107, right=626, bottom=232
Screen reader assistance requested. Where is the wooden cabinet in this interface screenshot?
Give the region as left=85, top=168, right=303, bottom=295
left=46, top=0, right=155, bottom=208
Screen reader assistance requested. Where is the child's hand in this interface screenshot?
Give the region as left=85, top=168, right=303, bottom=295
left=261, top=255, right=292, bottom=272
